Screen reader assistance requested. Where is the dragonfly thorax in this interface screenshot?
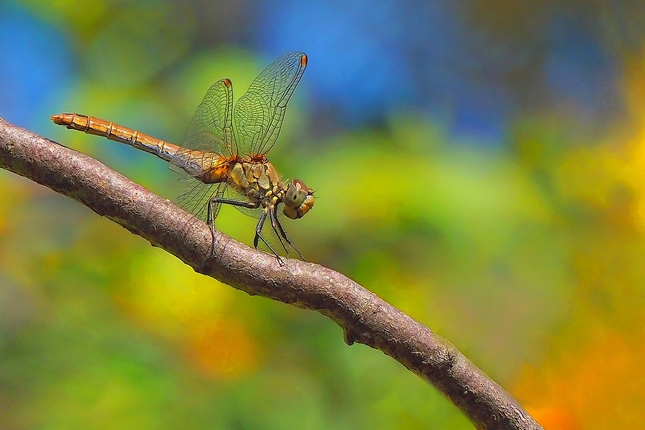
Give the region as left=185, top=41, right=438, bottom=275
left=228, top=159, right=280, bottom=198
left=227, top=160, right=314, bottom=218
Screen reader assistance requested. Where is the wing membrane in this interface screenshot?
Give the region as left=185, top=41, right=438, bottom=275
left=175, top=180, right=226, bottom=221
left=171, top=78, right=234, bottom=218
left=182, top=78, right=235, bottom=156
left=234, top=52, right=307, bottom=156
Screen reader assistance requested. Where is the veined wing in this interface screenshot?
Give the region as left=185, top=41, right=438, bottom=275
left=171, top=78, right=235, bottom=220
left=181, top=78, right=235, bottom=156
left=175, top=180, right=227, bottom=222
left=234, top=51, right=307, bottom=156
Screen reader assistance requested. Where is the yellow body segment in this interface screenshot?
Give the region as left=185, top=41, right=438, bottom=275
left=51, top=113, right=180, bottom=162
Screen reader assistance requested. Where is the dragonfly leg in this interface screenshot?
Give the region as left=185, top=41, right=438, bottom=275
left=270, top=205, right=306, bottom=261
left=267, top=206, right=290, bottom=256
left=208, top=197, right=260, bottom=257
left=254, top=210, right=284, bottom=265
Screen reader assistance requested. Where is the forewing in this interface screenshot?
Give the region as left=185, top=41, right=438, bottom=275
left=234, top=52, right=307, bottom=156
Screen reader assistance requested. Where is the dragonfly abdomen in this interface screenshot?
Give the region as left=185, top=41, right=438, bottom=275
left=51, top=113, right=180, bottom=163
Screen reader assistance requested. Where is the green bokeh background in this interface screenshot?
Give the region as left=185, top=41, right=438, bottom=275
left=2, top=1, right=645, bottom=429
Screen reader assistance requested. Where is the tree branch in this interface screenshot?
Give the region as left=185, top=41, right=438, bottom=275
left=0, top=117, right=542, bottom=430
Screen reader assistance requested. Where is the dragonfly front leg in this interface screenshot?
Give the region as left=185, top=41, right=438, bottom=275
left=254, top=210, right=285, bottom=265
left=268, top=205, right=290, bottom=257
left=269, top=205, right=306, bottom=261
left=207, top=197, right=260, bottom=257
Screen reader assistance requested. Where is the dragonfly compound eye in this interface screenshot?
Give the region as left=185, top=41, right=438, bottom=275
left=283, top=179, right=315, bottom=219
left=285, top=180, right=307, bottom=208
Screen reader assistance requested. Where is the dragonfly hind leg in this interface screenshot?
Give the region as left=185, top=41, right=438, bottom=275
left=207, top=196, right=260, bottom=257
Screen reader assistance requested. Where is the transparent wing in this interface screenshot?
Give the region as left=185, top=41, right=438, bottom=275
left=174, top=180, right=227, bottom=221
left=170, top=78, right=236, bottom=219
left=181, top=78, right=235, bottom=156
left=234, top=51, right=307, bottom=156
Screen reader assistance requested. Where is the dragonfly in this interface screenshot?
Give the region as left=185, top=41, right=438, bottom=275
left=51, top=51, right=314, bottom=264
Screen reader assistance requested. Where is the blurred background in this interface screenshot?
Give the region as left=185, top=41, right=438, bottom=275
left=1, top=0, right=645, bottom=428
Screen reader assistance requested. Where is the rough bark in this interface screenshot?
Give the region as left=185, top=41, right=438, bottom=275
left=0, top=117, right=542, bottom=430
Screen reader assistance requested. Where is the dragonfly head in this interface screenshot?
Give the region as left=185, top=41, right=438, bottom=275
left=283, top=179, right=315, bottom=219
